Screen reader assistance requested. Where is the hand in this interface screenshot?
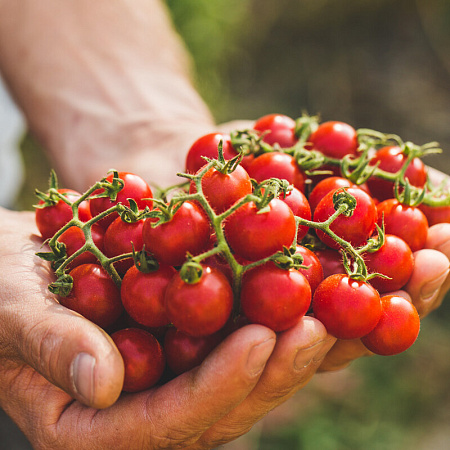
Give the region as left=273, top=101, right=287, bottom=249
left=0, top=207, right=336, bottom=449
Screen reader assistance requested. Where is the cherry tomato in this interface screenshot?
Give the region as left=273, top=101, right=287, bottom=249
left=278, top=187, right=311, bottom=241
left=294, top=245, right=324, bottom=293
left=365, top=234, right=414, bottom=293
left=189, top=164, right=252, bottom=214
left=240, top=263, right=311, bottom=332
left=224, top=198, right=296, bottom=261
left=312, top=274, right=382, bottom=340
left=164, top=265, right=233, bottom=337
left=185, top=133, right=238, bottom=174
left=313, top=187, right=378, bottom=250
left=246, top=151, right=306, bottom=192
left=377, top=198, right=428, bottom=251
left=35, top=188, right=91, bottom=240
left=253, top=113, right=298, bottom=148
left=361, top=295, right=420, bottom=356
left=121, top=264, right=175, bottom=328
left=111, top=328, right=165, bottom=392
left=89, top=172, right=153, bottom=229
left=164, top=327, right=224, bottom=375
left=314, top=248, right=346, bottom=279
left=419, top=203, right=450, bottom=226
left=57, top=223, right=105, bottom=268
left=142, top=201, right=211, bottom=267
left=104, top=217, right=145, bottom=275
left=60, top=263, right=123, bottom=329
left=367, top=146, right=427, bottom=202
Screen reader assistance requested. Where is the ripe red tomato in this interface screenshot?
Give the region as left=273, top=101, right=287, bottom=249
left=164, top=327, right=224, bottom=375
left=240, top=263, right=311, bottom=332
left=104, top=217, right=145, bottom=275
left=312, top=274, right=382, bottom=340
left=294, top=245, right=324, bottom=293
left=121, top=264, right=175, bottom=328
left=185, top=133, right=238, bottom=174
left=308, top=177, right=359, bottom=213
left=60, top=263, right=123, bottom=329
left=377, top=198, right=428, bottom=251
left=189, top=164, right=252, bottom=214
left=111, top=328, right=165, bottom=392
left=57, top=223, right=105, bottom=268
left=142, top=201, right=211, bottom=267
left=35, top=188, right=91, bottom=240
left=164, top=266, right=233, bottom=337
left=419, top=203, right=450, bottom=226
left=314, top=248, right=346, bottom=279
left=278, top=187, right=311, bottom=241
left=89, top=172, right=153, bottom=229
left=367, top=146, right=427, bottom=202
left=361, top=295, right=420, bottom=356
left=253, top=113, right=298, bottom=148
left=313, top=187, right=378, bottom=250
left=365, top=234, right=414, bottom=293
left=246, top=151, right=306, bottom=192
left=224, top=198, right=296, bottom=261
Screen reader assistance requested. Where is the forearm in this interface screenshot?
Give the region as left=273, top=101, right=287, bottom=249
left=0, top=0, right=215, bottom=190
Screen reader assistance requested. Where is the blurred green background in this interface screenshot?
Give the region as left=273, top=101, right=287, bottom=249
left=17, top=0, right=450, bottom=448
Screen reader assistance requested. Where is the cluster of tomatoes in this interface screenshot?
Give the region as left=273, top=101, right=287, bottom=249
left=34, top=113, right=449, bottom=393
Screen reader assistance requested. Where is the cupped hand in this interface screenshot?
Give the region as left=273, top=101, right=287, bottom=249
left=0, top=207, right=336, bottom=449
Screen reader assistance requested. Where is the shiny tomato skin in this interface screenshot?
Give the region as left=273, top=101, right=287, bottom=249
left=419, top=203, right=450, bottom=226
left=313, top=187, right=378, bottom=250
left=164, top=327, right=224, bottom=375
left=365, top=234, right=414, bottom=293
left=89, top=172, right=153, bottom=229
left=111, top=328, right=165, bottom=392
left=61, top=263, right=123, bottom=329
left=240, top=263, right=311, bottom=332
left=294, top=245, right=324, bottom=293
left=367, top=146, right=427, bottom=202
left=224, top=198, right=296, bottom=261
left=314, top=248, right=346, bottom=279
left=246, top=152, right=306, bottom=192
left=104, top=217, right=145, bottom=275
left=142, top=201, right=211, bottom=267
left=361, top=295, right=420, bottom=356
left=253, top=113, right=298, bottom=148
left=377, top=199, right=428, bottom=251
left=189, top=164, right=252, bottom=214
left=278, top=187, right=311, bottom=241
left=164, top=266, right=233, bottom=337
left=185, top=133, right=238, bottom=174
left=121, top=264, right=175, bottom=328
left=312, top=274, right=382, bottom=340
left=308, top=177, right=358, bottom=213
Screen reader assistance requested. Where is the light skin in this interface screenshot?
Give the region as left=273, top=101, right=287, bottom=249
left=0, top=0, right=449, bottom=448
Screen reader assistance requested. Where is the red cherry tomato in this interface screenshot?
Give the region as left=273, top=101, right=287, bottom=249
left=142, top=201, right=211, bottom=267
left=294, top=245, right=324, bottom=293
left=35, top=188, right=91, bottom=240
left=253, top=113, right=298, bottom=148
left=246, top=151, right=306, bottom=192
left=61, top=263, right=123, bottom=329
left=164, top=266, right=233, bottom=337
left=224, top=198, right=296, bottom=261
left=312, top=274, right=382, bottom=340
left=121, top=264, right=175, bottom=328
left=308, top=177, right=358, bottom=213
left=365, top=234, right=414, bottom=293
left=377, top=199, right=428, bottom=251
left=361, top=295, right=420, bottom=356
left=89, top=172, right=153, bottom=229
left=314, top=248, right=346, bottom=279
left=111, top=328, right=165, bottom=392
left=104, top=217, right=145, bottom=275
left=419, top=203, right=450, bottom=227
left=57, top=224, right=105, bottom=268
left=185, top=133, right=238, bottom=174
left=164, top=327, right=224, bottom=375
left=278, top=187, right=311, bottom=241
left=240, top=263, right=311, bottom=332
left=189, top=164, right=252, bottom=214
left=367, top=146, right=427, bottom=202
left=313, top=187, right=378, bottom=250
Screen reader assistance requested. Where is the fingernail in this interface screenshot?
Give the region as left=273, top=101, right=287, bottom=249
left=71, top=352, right=96, bottom=404
left=246, top=338, right=276, bottom=376
left=420, top=269, right=449, bottom=302
left=294, top=341, right=324, bottom=371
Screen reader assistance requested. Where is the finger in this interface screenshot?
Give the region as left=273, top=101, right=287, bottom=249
left=319, top=339, right=372, bottom=372
left=194, top=317, right=335, bottom=447
left=405, top=248, right=450, bottom=316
